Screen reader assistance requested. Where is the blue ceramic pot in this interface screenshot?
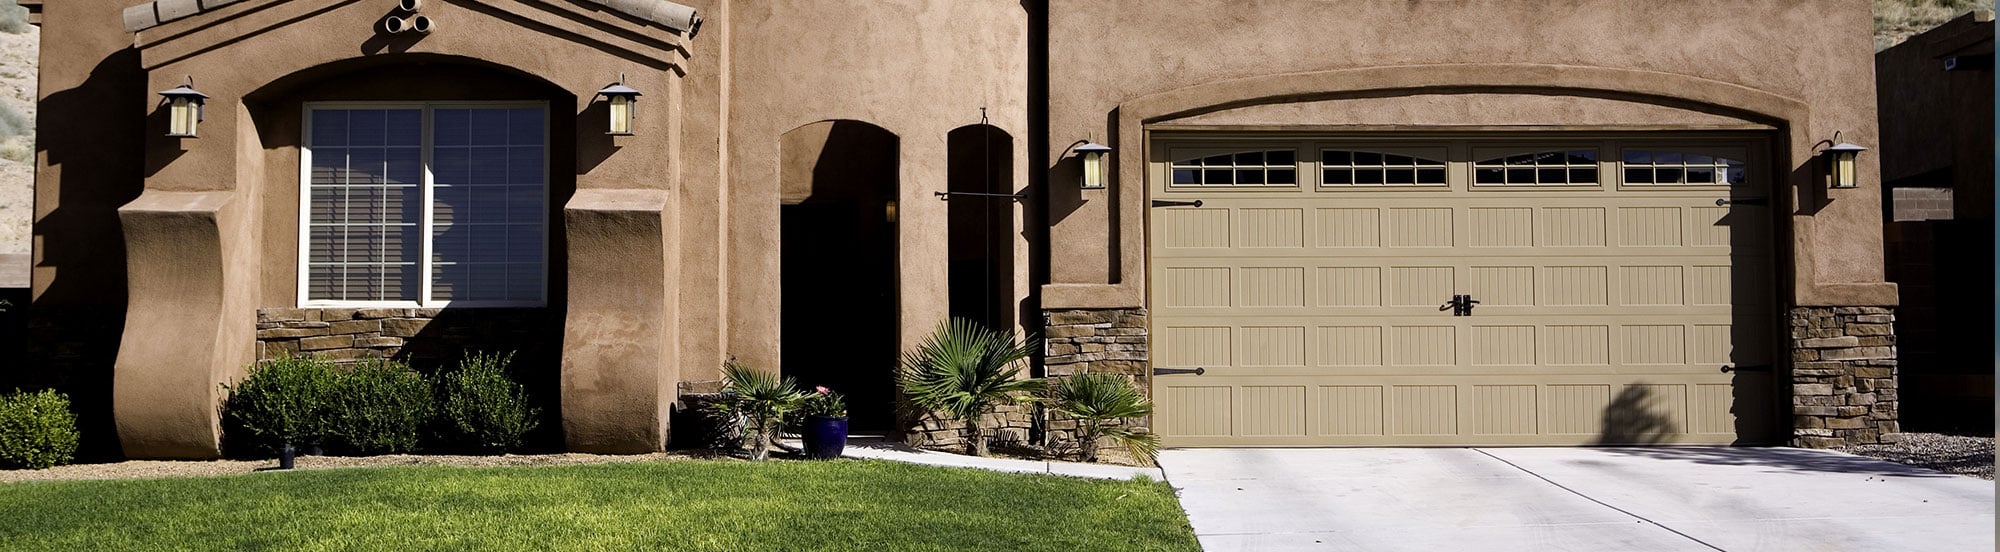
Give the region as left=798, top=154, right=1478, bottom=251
left=802, top=416, right=849, bottom=459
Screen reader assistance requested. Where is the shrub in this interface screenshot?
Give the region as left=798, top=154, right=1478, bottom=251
left=224, top=356, right=339, bottom=456
left=898, top=317, right=1043, bottom=456
left=327, top=359, right=431, bottom=455
left=0, top=389, right=79, bottom=469
left=434, top=351, right=539, bottom=453
left=1047, top=373, right=1159, bottom=463
left=709, top=358, right=803, bottom=461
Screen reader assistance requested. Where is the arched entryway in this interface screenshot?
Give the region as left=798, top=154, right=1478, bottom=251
left=778, top=120, right=900, bottom=431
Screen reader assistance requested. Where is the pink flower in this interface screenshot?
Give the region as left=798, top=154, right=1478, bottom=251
left=816, top=386, right=831, bottom=395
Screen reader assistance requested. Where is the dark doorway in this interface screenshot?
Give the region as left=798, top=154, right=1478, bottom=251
left=779, top=121, right=900, bottom=431
left=947, top=125, right=1016, bottom=332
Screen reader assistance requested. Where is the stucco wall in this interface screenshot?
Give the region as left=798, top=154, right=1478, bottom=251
left=721, top=0, right=1031, bottom=375
left=1042, top=0, right=1894, bottom=309
left=36, top=0, right=701, bottom=457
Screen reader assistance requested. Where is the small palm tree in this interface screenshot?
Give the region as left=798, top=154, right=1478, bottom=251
left=898, top=318, right=1043, bottom=456
left=713, top=359, right=805, bottom=461
left=1048, top=373, right=1160, bottom=463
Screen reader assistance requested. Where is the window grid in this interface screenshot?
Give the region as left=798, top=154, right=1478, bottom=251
left=300, top=103, right=547, bottom=308
left=1621, top=149, right=1745, bottom=186
left=1170, top=150, right=1299, bottom=187
left=1473, top=150, right=1600, bottom=186
left=1321, top=150, right=1447, bottom=187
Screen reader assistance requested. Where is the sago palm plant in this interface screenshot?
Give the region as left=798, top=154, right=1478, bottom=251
left=713, top=359, right=805, bottom=461
left=1047, top=373, right=1160, bottom=463
left=898, top=317, right=1043, bottom=456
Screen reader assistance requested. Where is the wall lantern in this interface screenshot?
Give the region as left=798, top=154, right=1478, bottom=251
left=595, top=76, right=641, bottom=136
left=1074, top=141, right=1112, bottom=189
left=159, top=78, right=207, bottom=138
left=1819, top=132, right=1867, bottom=189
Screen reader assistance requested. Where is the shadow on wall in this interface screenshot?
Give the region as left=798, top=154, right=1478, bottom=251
left=1595, top=385, right=1674, bottom=446
left=392, top=307, right=566, bottom=451
left=1593, top=383, right=1943, bottom=477
left=19, top=47, right=148, bottom=461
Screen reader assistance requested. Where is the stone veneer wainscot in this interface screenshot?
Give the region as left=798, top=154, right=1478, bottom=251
left=1790, top=306, right=1900, bottom=447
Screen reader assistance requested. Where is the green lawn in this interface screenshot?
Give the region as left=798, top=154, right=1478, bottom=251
left=0, top=459, right=1199, bottom=551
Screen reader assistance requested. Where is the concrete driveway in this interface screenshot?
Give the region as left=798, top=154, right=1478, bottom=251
left=1158, top=447, right=1993, bottom=551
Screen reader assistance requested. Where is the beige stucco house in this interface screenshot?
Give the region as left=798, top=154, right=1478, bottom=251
left=19, top=0, right=1899, bottom=459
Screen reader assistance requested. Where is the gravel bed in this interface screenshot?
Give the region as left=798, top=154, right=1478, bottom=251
left=0, top=451, right=722, bottom=484
left=1839, top=432, right=1994, bottom=479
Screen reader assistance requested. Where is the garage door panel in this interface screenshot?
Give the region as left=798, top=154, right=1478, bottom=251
left=1237, top=267, right=1306, bottom=307
left=1318, top=386, right=1386, bottom=435
left=1157, top=375, right=1761, bottom=446
left=1317, top=208, right=1382, bottom=247
left=1240, top=386, right=1309, bottom=436
left=1468, top=207, right=1536, bottom=247
left=1391, top=385, right=1460, bottom=435
left=1315, top=326, right=1384, bottom=366
left=1151, top=135, right=1775, bottom=447
left=1473, top=385, right=1540, bottom=435
left=1238, top=208, right=1306, bottom=248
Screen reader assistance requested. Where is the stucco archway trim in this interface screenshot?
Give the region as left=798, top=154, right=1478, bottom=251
left=1041, top=62, right=1891, bottom=310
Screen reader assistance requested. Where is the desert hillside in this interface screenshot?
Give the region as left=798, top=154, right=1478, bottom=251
left=0, top=0, right=32, bottom=257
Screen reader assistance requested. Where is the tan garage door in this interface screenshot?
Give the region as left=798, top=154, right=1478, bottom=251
left=1148, top=135, right=1775, bottom=446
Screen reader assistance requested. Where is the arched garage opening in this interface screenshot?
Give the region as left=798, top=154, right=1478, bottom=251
left=779, top=120, right=900, bottom=431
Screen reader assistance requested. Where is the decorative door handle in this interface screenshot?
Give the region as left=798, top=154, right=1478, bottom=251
left=1153, top=367, right=1206, bottom=376
left=1439, top=294, right=1480, bottom=316
left=1151, top=199, right=1204, bottom=208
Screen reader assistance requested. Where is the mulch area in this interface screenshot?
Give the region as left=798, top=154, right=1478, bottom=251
left=1839, top=432, right=1994, bottom=480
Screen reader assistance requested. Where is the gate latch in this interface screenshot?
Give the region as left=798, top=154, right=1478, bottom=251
left=1439, top=294, right=1480, bottom=316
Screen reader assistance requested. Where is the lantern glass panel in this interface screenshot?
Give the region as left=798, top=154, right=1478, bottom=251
left=169, top=97, right=200, bottom=136
left=608, top=95, right=633, bottom=135
left=1082, top=150, right=1105, bottom=189
left=1834, top=152, right=1858, bottom=188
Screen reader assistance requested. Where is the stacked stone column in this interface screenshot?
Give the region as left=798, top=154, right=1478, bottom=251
left=1039, top=308, right=1151, bottom=457
left=1790, top=306, right=1899, bottom=447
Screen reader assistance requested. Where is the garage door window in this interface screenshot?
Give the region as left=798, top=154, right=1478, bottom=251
left=1621, top=149, right=1746, bottom=186
left=1170, top=150, right=1298, bottom=187
left=1321, top=150, right=1447, bottom=186
left=1473, top=150, right=1599, bottom=187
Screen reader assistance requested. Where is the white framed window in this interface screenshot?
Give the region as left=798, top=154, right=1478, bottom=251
left=299, top=102, right=548, bottom=308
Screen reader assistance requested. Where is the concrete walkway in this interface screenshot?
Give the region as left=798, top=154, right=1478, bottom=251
left=1159, top=447, right=1993, bottom=551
